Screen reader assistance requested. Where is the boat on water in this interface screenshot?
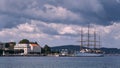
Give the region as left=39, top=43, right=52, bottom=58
left=75, top=49, right=104, bottom=57
left=75, top=53, right=103, bottom=57
left=74, top=25, right=104, bottom=57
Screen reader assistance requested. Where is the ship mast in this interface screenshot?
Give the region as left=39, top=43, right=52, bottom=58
left=80, top=28, right=83, bottom=50
left=99, top=34, right=101, bottom=48
left=79, top=24, right=101, bottom=50
left=94, top=29, right=96, bottom=49
left=87, top=24, right=90, bottom=48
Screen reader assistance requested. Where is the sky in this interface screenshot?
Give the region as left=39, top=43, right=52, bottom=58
left=0, top=0, right=120, bottom=48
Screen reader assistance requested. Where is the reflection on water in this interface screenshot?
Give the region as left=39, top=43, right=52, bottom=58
left=0, top=56, right=120, bottom=68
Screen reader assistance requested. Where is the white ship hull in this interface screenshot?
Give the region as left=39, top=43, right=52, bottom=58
left=74, top=52, right=104, bottom=57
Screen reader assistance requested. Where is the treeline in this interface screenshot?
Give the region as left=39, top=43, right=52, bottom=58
left=101, top=48, right=120, bottom=54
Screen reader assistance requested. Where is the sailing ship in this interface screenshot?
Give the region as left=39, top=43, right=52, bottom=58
left=74, top=25, right=104, bottom=57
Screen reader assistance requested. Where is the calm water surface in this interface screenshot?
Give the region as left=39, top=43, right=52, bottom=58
left=0, top=56, right=120, bottom=68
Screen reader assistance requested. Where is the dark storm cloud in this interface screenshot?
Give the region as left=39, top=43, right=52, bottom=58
left=0, top=0, right=81, bottom=28
left=0, top=0, right=120, bottom=29
left=0, top=13, right=28, bottom=29
left=45, top=0, right=120, bottom=25
left=100, top=0, right=120, bottom=22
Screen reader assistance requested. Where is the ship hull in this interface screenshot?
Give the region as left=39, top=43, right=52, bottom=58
left=74, top=52, right=104, bottom=57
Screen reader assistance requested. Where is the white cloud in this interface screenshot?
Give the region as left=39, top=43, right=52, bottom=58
left=0, top=0, right=80, bottom=23
left=0, top=20, right=120, bottom=48
left=0, top=20, right=81, bottom=46
left=17, top=23, right=35, bottom=32
left=0, top=0, right=106, bottom=28
left=24, top=4, right=80, bottom=21
left=59, top=26, right=77, bottom=35
left=0, top=0, right=120, bottom=48
left=44, top=4, right=79, bottom=20
left=116, top=0, right=120, bottom=3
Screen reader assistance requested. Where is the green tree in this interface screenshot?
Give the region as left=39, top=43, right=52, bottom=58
left=41, top=48, right=45, bottom=54
left=0, top=50, right=3, bottom=55
left=5, top=43, right=10, bottom=48
left=19, top=39, right=29, bottom=44
left=44, top=45, right=51, bottom=54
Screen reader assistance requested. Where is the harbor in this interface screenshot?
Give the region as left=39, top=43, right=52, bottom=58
left=0, top=0, right=120, bottom=68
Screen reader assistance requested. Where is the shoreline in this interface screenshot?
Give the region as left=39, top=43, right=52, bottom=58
left=0, top=54, right=120, bottom=57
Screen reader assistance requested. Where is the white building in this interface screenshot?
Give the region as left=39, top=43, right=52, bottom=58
left=14, top=43, right=41, bottom=55
left=14, top=44, right=31, bottom=55
left=29, top=43, right=41, bottom=53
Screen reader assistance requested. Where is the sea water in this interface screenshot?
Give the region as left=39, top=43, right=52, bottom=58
left=0, top=56, right=119, bottom=68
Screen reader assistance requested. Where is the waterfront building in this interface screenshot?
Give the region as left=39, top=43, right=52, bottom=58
left=0, top=42, right=16, bottom=50
left=14, top=44, right=31, bottom=55
left=14, top=43, right=41, bottom=55
left=29, top=43, right=41, bottom=53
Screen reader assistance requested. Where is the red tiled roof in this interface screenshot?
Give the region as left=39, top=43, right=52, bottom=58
left=30, top=44, right=38, bottom=46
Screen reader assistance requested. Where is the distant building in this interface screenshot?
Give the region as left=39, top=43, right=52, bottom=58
left=0, top=42, right=16, bottom=50
left=60, top=49, right=68, bottom=56
left=8, top=42, right=16, bottom=50
left=14, top=43, right=41, bottom=55
left=29, top=43, right=41, bottom=53
left=0, top=42, right=16, bottom=55
left=0, top=42, right=5, bottom=50
left=14, top=44, right=31, bottom=55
